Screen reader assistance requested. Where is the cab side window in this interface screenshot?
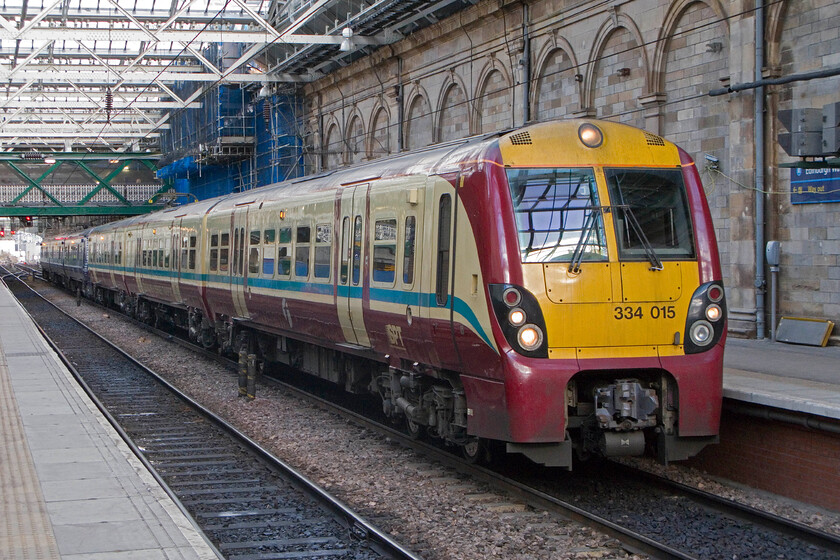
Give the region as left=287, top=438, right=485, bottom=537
left=436, top=195, right=452, bottom=306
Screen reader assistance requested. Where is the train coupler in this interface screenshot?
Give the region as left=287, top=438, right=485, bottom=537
left=594, top=379, right=659, bottom=431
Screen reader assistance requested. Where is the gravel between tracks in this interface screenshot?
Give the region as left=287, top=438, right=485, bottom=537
left=32, top=280, right=840, bottom=559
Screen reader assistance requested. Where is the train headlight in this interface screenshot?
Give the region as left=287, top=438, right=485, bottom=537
left=578, top=123, right=604, bottom=148
left=684, top=282, right=726, bottom=354
left=508, top=308, right=526, bottom=327
left=502, top=287, right=522, bottom=307
left=490, top=284, right=549, bottom=358
left=518, top=324, right=543, bottom=351
left=689, top=320, right=713, bottom=347
left=705, top=304, right=722, bottom=322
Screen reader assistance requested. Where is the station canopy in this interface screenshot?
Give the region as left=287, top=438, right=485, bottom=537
left=0, top=0, right=475, bottom=153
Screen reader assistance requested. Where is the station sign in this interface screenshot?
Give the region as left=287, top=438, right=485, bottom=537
left=789, top=167, right=840, bottom=204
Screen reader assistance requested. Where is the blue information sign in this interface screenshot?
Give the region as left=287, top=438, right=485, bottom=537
left=790, top=167, right=840, bottom=204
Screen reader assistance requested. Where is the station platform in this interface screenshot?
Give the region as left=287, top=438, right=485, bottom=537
left=724, top=336, right=840, bottom=420
left=0, top=281, right=221, bottom=560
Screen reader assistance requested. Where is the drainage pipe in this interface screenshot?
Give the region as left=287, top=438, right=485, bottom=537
left=724, top=400, right=840, bottom=435
left=754, top=0, right=767, bottom=339
left=397, top=57, right=404, bottom=153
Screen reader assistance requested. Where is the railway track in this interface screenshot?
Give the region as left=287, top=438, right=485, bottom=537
left=250, top=375, right=840, bottom=560
left=3, top=268, right=420, bottom=560
left=14, top=268, right=840, bottom=560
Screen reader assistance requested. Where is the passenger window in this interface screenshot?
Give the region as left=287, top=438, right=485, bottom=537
left=210, top=233, right=219, bottom=272
left=262, top=227, right=275, bottom=276
left=188, top=236, right=196, bottom=270
left=238, top=227, right=245, bottom=275
left=220, top=232, right=230, bottom=272
left=436, top=195, right=452, bottom=306
left=262, top=248, right=274, bottom=275
left=403, top=216, right=416, bottom=285
left=314, top=224, right=331, bottom=279
left=277, top=227, right=291, bottom=276
left=181, top=235, right=188, bottom=270
left=248, top=230, right=260, bottom=274
left=233, top=229, right=239, bottom=274
left=340, top=217, right=350, bottom=284
left=352, top=216, right=362, bottom=285
left=249, top=247, right=260, bottom=274
left=373, top=218, right=397, bottom=284
left=295, top=225, right=310, bottom=277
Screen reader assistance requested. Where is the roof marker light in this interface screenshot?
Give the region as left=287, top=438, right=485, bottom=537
left=578, top=123, right=604, bottom=148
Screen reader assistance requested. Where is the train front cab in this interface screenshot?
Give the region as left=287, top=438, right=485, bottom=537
left=488, top=121, right=726, bottom=468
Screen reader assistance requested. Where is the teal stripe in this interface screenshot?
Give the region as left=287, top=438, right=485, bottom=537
left=86, top=264, right=494, bottom=348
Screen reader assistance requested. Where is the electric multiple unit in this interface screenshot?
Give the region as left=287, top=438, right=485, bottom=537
left=42, top=119, right=726, bottom=468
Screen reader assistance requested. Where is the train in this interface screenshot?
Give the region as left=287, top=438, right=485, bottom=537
left=40, top=119, right=726, bottom=468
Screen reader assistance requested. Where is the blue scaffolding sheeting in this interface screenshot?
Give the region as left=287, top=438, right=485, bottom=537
left=157, top=80, right=304, bottom=200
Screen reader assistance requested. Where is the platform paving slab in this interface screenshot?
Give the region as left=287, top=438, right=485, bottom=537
left=0, top=282, right=220, bottom=560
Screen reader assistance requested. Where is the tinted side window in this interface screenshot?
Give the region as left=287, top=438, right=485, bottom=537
left=403, top=216, right=416, bottom=285
left=436, top=195, right=452, bottom=306
left=373, top=218, right=397, bottom=284
left=295, top=225, right=310, bottom=277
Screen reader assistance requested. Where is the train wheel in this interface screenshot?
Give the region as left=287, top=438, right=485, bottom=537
left=200, top=328, right=216, bottom=350
left=406, top=417, right=424, bottom=440
left=461, top=437, right=489, bottom=464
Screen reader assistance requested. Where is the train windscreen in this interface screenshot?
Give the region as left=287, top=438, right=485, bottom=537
left=506, top=168, right=608, bottom=263
left=604, top=168, right=696, bottom=260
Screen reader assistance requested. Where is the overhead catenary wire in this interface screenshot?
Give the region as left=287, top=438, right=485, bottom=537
left=320, top=0, right=792, bottom=163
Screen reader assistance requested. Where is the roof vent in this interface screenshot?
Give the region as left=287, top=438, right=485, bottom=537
left=644, top=132, right=665, bottom=146
left=509, top=131, right=533, bottom=145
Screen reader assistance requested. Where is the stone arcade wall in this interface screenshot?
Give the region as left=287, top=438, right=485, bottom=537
left=301, top=0, right=840, bottom=340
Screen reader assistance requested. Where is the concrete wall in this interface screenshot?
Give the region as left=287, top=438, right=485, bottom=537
left=302, top=0, right=840, bottom=341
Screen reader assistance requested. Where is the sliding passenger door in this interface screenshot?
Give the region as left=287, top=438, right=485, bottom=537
left=336, top=184, right=371, bottom=347
left=427, top=177, right=460, bottom=370
left=170, top=218, right=183, bottom=303
left=230, top=205, right=251, bottom=318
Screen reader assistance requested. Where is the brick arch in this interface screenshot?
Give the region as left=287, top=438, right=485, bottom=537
left=657, top=1, right=731, bottom=291
left=652, top=0, right=728, bottom=93
left=435, top=72, right=471, bottom=142
left=322, top=115, right=344, bottom=170
left=475, top=58, right=513, bottom=134
left=368, top=102, right=391, bottom=160
left=404, top=84, right=433, bottom=150
left=584, top=13, right=649, bottom=124
left=765, top=0, right=788, bottom=69
left=345, top=110, right=366, bottom=164
left=532, top=35, right=581, bottom=122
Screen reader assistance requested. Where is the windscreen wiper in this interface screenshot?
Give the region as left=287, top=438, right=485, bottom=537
left=568, top=208, right=601, bottom=273
left=617, top=205, right=663, bottom=271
